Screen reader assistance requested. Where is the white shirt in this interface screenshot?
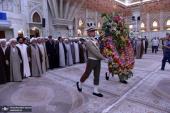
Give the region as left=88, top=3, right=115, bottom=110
left=152, top=39, right=159, bottom=46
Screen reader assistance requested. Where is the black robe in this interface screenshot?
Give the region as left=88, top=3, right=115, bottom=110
left=5, top=46, right=24, bottom=79
left=63, top=43, right=67, bottom=65
left=54, top=42, right=59, bottom=68
left=46, top=40, right=57, bottom=69
left=0, top=47, right=7, bottom=84
left=79, top=43, right=85, bottom=63
left=70, top=42, right=76, bottom=64
left=58, top=42, right=67, bottom=66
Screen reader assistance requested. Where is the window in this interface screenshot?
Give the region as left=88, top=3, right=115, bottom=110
left=141, top=30, right=145, bottom=32
left=152, top=21, right=158, bottom=27
left=98, top=22, right=101, bottom=28
left=153, top=29, right=158, bottom=32
left=141, top=22, right=145, bottom=28
left=78, top=19, right=83, bottom=27
left=77, top=29, right=82, bottom=35
left=166, top=19, right=170, bottom=30
left=167, top=19, right=170, bottom=26
left=1, top=0, right=13, bottom=12
left=32, top=12, right=41, bottom=23
left=129, top=25, right=133, bottom=29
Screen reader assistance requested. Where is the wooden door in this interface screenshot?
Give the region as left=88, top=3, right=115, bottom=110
left=0, top=31, right=5, bottom=39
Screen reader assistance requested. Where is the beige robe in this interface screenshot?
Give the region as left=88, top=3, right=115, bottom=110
left=43, top=43, right=49, bottom=70
left=38, top=44, right=46, bottom=74
left=10, top=47, right=22, bottom=81
left=30, top=45, right=42, bottom=77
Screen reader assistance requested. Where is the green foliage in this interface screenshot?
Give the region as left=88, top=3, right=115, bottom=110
left=101, top=13, right=130, bottom=50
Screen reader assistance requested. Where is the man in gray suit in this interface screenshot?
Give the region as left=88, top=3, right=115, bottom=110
left=76, top=20, right=106, bottom=97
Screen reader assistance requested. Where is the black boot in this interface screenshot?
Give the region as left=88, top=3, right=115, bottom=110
left=120, top=80, right=128, bottom=84
left=161, top=68, right=165, bottom=71
left=76, top=82, right=82, bottom=92
left=105, top=72, right=109, bottom=80
left=93, top=92, right=103, bottom=97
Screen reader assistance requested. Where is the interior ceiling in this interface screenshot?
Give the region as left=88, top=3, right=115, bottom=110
left=81, top=0, right=169, bottom=15
left=115, top=0, right=155, bottom=6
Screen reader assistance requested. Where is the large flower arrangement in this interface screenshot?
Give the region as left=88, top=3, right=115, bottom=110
left=101, top=14, right=135, bottom=79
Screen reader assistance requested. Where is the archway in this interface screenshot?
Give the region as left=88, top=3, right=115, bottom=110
left=166, top=19, right=170, bottom=30
left=30, top=27, right=40, bottom=38
left=32, top=12, right=41, bottom=23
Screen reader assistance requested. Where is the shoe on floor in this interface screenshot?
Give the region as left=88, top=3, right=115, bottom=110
left=120, top=80, right=128, bottom=84
left=76, top=82, right=82, bottom=92
left=161, top=68, right=165, bottom=71
left=93, top=92, right=103, bottom=97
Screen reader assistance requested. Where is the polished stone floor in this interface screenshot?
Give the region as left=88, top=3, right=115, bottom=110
left=0, top=50, right=170, bottom=113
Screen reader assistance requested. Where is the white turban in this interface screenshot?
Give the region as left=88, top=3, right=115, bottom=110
left=0, top=39, right=7, bottom=43
left=9, top=38, right=17, bottom=44
left=30, top=38, right=37, bottom=43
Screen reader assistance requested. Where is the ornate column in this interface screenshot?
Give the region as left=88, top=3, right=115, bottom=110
left=64, top=0, right=71, bottom=19
left=75, top=18, right=78, bottom=36
left=47, top=0, right=55, bottom=17
left=20, top=0, right=29, bottom=37
left=132, top=7, right=140, bottom=34
left=95, top=11, right=98, bottom=25
left=146, top=13, right=150, bottom=32
left=71, top=0, right=85, bottom=20
left=60, top=0, right=64, bottom=18
left=43, top=0, right=49, bottom=37
left=68, top=2, right=78, bottom=20
left=85, top=8, right=88, bottom=19
left=52, top=0, right=59, bottom=18
left=68, top=25, right=73, bottom=36
left=159, top=11, right=164, bottom=31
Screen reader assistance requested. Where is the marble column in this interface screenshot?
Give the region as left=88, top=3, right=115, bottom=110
left=43, top=0, right=50, bottom=37
left=52, top=0, right=59, bottom=18
left=159, top=11, right=164, bottom=31
left=68, top=2, right=78, bottom=20
left=132, top=9, right=140, bottom=33
left=68, top=25, right=73, bottom=37
left=146, top=13, right=150, bottom=32
left=48, top=0, right=55, bottom=17
left=71, top=0, right=85, bottom=20
left=60, top=0, right=63, bottom=18
left=85, top=9, right=88, bottom=19
left=75, top=18, right=78, bottom=36
left=64, top=0, right=71, bottom=19
left=20, top=0, right=29, bottom=37
left=95, top=11, right=98, bottom=26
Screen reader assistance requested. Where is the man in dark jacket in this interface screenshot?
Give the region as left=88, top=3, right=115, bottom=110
left=46, top=36, right=56, bottom=69
left=144, top=36, right=148, bottom=54
left=161, top=33, right=170, bottom=70
left=0, top=39, right=7, bottom=84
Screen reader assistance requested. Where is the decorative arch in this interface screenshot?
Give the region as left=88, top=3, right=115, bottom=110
left=140, top=22, right=145, bottom=32
left=97, top=22, right=101, bottom=28
left=32, top=12, right=41, bottom=23
left=166, top=18, right=170, bottom=30
left=78, top=18, right=84, bottom=27
left=152, top=21, right=158, bottom=27
left=129, top=25, right=133, bottom=29
left=167, top=19, right=170, bottom=26
left=151, top=19, right=159, bottom=31
left=30, top=27, right=41, bottom=38
left=30, top=9, right=43, bottom=23
left=140, top=22, right=145, bottom=28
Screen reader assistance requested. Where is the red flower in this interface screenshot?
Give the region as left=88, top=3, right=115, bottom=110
left=113, top=16, right=121, bottom=23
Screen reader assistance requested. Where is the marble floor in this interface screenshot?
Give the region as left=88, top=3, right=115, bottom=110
left=0, top=51, right=170, bottom=113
